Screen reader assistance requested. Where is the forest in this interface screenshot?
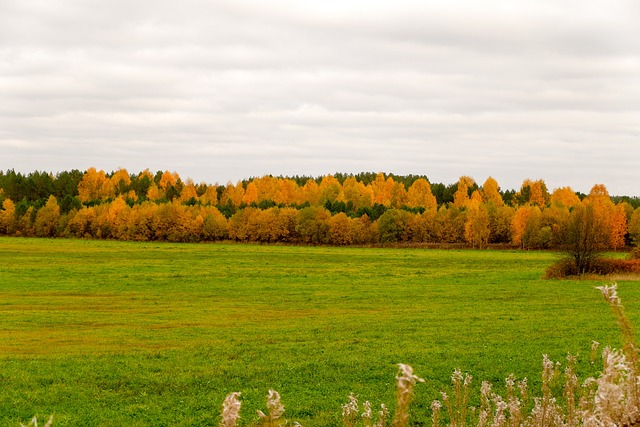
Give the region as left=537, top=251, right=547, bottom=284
left=1, top=168, right=639, bottom=249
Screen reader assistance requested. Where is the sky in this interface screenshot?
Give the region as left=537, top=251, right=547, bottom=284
left=1, top=0, right=639, bottom=195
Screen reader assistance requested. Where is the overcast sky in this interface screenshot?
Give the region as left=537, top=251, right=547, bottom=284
left=1, top=0, right=639, bottom=195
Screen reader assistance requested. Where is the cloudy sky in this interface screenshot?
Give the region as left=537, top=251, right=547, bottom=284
left=1, top=0, right=639, bottom=195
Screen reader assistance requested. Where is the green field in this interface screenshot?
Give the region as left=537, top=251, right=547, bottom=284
left=0, top=237, right=638, bottom=426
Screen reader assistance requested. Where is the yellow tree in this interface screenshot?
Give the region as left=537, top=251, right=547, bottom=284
left=158, top=171, right=178, bottom=190
left=481, top=177, right=503, bottom=206
left=242, top=182, right=259, bottom=205
left=328, top=212, right=354, bottom=245
left=453, top=176, right=475, bottom=208
left=370, top=173, right=395, bottom=206
left=517, top=179, right=549, bottom=206
left=550, top=187, right=580, bottom=208
left=511, top=205, right=533, bottom=249
left=406, top=178, right=437, bottom=210
left=180, top=179, right=199, bottom=204
left=273, top=179, right=299, bottom=206
left=34, top=195, right=61, bottom=237
left=78, top=168, right=115, bottom=203
left=65, top=207, right=96, bottom=238
left=146, top=184, right=165, bottom=202
left=17, top=207, right=35, bottom=237
left=585, top=184, right=616, bottom=249
left=220, top=182, right=245, bottom=207
left=411, top=209, right=438, bottom=243
left=0, top=199, right=17, bottom=235
left=253, top=176, right=279, bottom=203
left=125, top=202, right=157, bottom=241
left=318, top=175, right=343, bottom=205
left=342, top=176, right=373, bottom=210
left=609, top=203, right=627, bottom=250
left=110, top=168, right=131, bottom=196
left=351, top=214, right=377, bottom=244
left=106, top=196, right=130, bottom=239
left=200, top=185, right=219, bottom=206
left=202, top=207, right=228, bottom=241
left=464, top=204, right=490, bottom=249
left=300, top=179, right=320, bottom=205
left=390, top=181, right=408, bottom=209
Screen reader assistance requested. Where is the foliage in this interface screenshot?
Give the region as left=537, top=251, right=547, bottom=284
left=0, top=170, right=637, bottom=251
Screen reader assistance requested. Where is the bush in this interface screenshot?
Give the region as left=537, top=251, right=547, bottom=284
left=543, top=258, right=578, bottom=278
left=546, top=256, right=640, bottom=278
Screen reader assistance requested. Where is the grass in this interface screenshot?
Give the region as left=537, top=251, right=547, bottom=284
left=0, top=237, right=638, bottom=426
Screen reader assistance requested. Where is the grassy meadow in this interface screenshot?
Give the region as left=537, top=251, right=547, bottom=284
left=0, top=237, right=638, bottom=426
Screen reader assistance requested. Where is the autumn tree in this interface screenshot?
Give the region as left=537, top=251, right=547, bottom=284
left=199, top=185, right=219, bottom=206
left=220, top=182, right=245, bottom=208
left=351, top=214, right=378, bottom=244
left=65, top=207, right=96, bottom=238
left=627, top=208, right=640, bottom=247
left=318, top=175, right=343, bottom=206
left=516, top=179, right=549, bottom=206
left=299, top=179, right=320, bottom=206
left=434, top=206, right=466, bottom=243
left=328, top=212, right=353, bottom=245
left=411, top=209, right=438, bottom=243
left=609, top=204, right=627, bottom=250
left=342, top=176, right=373, bottom=210
left=180, top=180, right=199, bottom=204
left=77, top=168, right=114, bottom=203
left=371, top=173, right=395, bottom=206
left=550, top=187, right=580, bottom=208
left=146, top=184, right=165, bottom=202
left=17, top=206, right=35, bottom=237
left=0, top=198, right=17, bottom=235
left=296, top=206, right=331, bottom=244
left=378, top=209, right=413, bottom=243
left=481, top=177, right=504, bottom=206
left=563, top=202, right=610, bottom=274
left=266, top=207, right=298, bottom=242
left=452, top=176, right=475, bottom=208
left=125, top=202, right=158, bottom=241
left=464, top=204, right=490, bottom=248
left=406, top=178, right=437, bottom=210
left=34, top=195, right=61, bottom=237
left=228, top=207, right=258, bottom=241
left=110, top=169, right=132, bottom=196
left=202, top=207, right=229, bottom=241
left=487, top=204, right=513, bottom=244
left=511, top=205, right=534, bottom=249
left=273, top=179, right=300, bottom=206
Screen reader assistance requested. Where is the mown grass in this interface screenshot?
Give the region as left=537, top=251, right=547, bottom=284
left=0, top=237, right=638, bottom=426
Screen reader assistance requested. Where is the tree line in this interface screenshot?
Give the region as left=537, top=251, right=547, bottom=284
left=1, top=168, right=639, bottom=248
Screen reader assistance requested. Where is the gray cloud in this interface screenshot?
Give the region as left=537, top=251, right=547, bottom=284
left=1, top=0, right=639, bottom=194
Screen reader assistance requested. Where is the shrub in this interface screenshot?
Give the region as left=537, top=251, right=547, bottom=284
left=543, top=258, right=578, bottom=278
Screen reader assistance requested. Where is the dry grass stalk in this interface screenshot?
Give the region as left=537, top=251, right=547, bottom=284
left=221, top=392, right=242, bottom=427
left=257, top=389, right=286, bottom=427
left=392, top=363, right=424, bottom=427
left=342, top=393, right=360, bottom=427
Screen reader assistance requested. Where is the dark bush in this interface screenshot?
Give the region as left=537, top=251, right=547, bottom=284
left=545, top=256, right=640, bottom=278
left=544, top=258, right=578, bottom=279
